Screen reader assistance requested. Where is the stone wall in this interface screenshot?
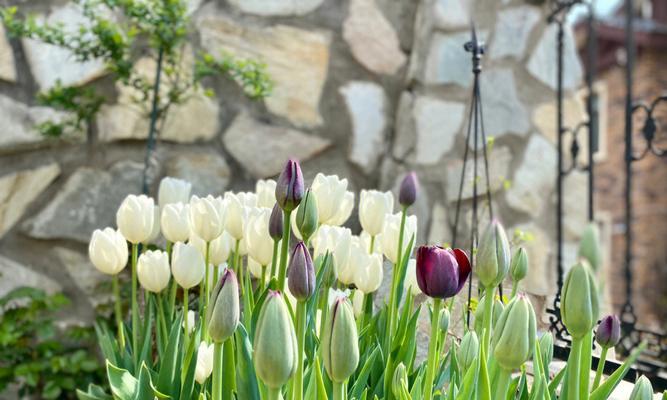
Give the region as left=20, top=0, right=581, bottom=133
left=0, top=0, right=590, bottom=329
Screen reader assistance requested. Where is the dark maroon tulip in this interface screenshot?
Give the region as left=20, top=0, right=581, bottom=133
left=275, top=158, right=304, bottom=212
left=288, top=242, right=315, bottom=301
left=269, top=203, right=284, bottom=241
left=596, top=315, right=621, bottom=348
left=416, top=246, right=471, bottom=299
left=399, top=172, right=419, bottom=207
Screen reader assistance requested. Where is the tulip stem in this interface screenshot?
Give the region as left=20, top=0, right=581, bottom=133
left=482, top=286, right=495, bottom=355
left=112, top=275, right=126, bottom=350
left=277, top=209, right=292, bottom=291
left=234, top=239, right=243, bottom=296
left=156, top=293, right=168, bottom=348
left=183, top=288, right=189, bottom=350
left=293, top=300, right=307, bottom=400
left=592, top=345, right=608, bottom=391
left=202, top=241, right=211, bottom=341
left=260, top=264, right=267, bottom=293
left=267, top=388, right=283, bottom=400
left=270, top=240, right=279, bottom=280
left=212, top=341, right=223, bottom=400
left=368, top=235, right=375, bottom=253
left=332, top=382, right=345, bottom=400
left=494, top=369, right=512, bottom=400
left=566, top=337, right=583, bottom=400
left=510, top=281, right=519, bottom=299
left=384, top=207, right=408, bottom=352
left=423, top=298, right=442, bottom=400
left=131, top=243, right=139, bottom=367
left=167, top=241, right=177, bottom=318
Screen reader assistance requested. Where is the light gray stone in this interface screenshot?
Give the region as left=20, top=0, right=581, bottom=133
left=0, top=254, right=61, bottom=298
left=0, top=94, right=72, bottom=148
left=0, top=163, right=61, bottom=239
left=339, top=81, right=387, bottom=174
left=414, top=96, right=465, bottom=165
left=427, top=202, right=451, bottom=246
left=506, top=135, right=557, bottom=217
left=343, top=0, right=406, bottom=75
left=223, top=112, right=331, bottom=179
left=446, top=146, right=512, bottom=202
left=432, top=0, right=469, bottom=30
left=563, top=170, right=588, bottom=240
left=0, top=25, right=16, bottom=82
left=480, top=68, right=530, bottom=139
left=198, top=10, right=332, bottom=128
left=165, top=149, right=231, bottom=197
left=512, top=223, right=555, bottom=296
left=392, top=91, right=415, bottom=159
left=55, top=247, right=111, bottom=308
left=527, top=24, right=583, bottom=91
left=490, top=7, right=541, bottom=60
left=24, top=160, right=143, bottom=243
left=424, top=31, right=474, bottom=87
left=227, top=0, right=323, bottom=16
left=23, top=3, right=106, bottom=91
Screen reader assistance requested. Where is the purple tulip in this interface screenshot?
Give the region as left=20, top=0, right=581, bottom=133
left=416, top=246, right=471, bottom=299
left=595, top=315, right=621, bottom=348
left=399, top=172, right=419, bottom=207
left=275, top=159, right=304, bottom=212
left=288, top=242, right=315, bottom=301
left=269, top=203, right=284, bottom=241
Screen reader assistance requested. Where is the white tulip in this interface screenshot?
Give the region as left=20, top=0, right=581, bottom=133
left=248, top=257, right=267, bottom=281
left=189, top=231, right=234, bottom=266
left=311, top=173, right=354, bottom=226
left=327, top=288, right=351, bottom=308
left=194, top=342, right=215, bottom=384
left=244, top=207, right=274, bottom=266
left=158, top=177, right=191, bottom=207
left=116, top=194, right=155, bottom=244
left=380, top=212, right=418, bottom=264
left=183, top=310, right=196, bottom=333
left=360, top=230, right=382, bottom=254
left=224, top=192, right=257, bottom=240
left=312, top=225, right=352, bottom=279
left=354, top=252, right=383, bottom=294
left=337, top=236, right=364, bottom=285
left=161, top=203, right=190, bottom=243
left=171, top=242, right=205, bottom=289
left=144, top=205, right=161, bottom=244
left=359, top=190, right=394, bottom=236
left=89, top=228, right=128, bottom=275
left=255, top=179, right=277, bottom=208
left=404, top=259, right=421, bottom=296
left=189, top=195, right=225, bottom=242
left=137, top=250, right=171, bottom=292
left=352, top=290, right=365, bottom=318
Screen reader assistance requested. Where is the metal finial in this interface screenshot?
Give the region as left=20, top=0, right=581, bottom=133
left=464, top=23, right=485, bottom=74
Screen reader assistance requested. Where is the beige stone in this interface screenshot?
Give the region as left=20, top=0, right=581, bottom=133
left=0, top=25, right=16, bottom=82
left=533, top=94, right=589, bottom=166
left=0, top=254, right=61, bottom=298
left=55, top=247, right=111, bottom=308
left=427, top=202, right=451, bottom=246
left=512, top=223, right=555, bottom=297
left=446, top=146, right=512, bottom=202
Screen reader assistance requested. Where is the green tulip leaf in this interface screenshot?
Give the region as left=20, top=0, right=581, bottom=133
left=106, top=361, right=137, bottom=400
left=590, top=342, right=646, bottom=400
left=156, top=313, right=183, bottom=399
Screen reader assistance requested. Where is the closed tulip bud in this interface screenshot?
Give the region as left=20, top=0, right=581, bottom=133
left=538, top=332, right=554, bottom=370
left=89, top=228, right=128, bottom=275
left=311, top=173, right=354, bottom=226
left=116, top=194, right=155, bottom=244
left=295, top=190, right=319, bottom=243
left=354, top=253, right=383, bottom=294
left=629, top=376, right=653, bottom=400
left=440, top=308, right=451, bottom=334
left=206, top=269, right=240, bottom=342
left=158, top=177, right=191, bottom=207
left=194, top=342, right=215, bottom=384
left=416, top=246, right=471, bottom=299
left=398, top=172, right=418, bottom=207
left=359, top=189, right=394, bottom=236
left=253, top=291, right=298, bottom=389
left=137, top=250, right=171, bottom=292
left=275, top=159, right=304, bottom=212
left=244, top=207, right=274, bottom=267
left=288, top=242, right=315, bottom=301
left=596, top=315, right=621, bottom=349
left=269, top=203, right=284, bottom=241
left=458, top=331, right=479, bottom=371
left=510, top=247, right=528, bottom=283
left=561, top=261, right=599, bottom=339
left=171, top=242, right=205, bottom=289
left=579, top=223, right=602, bottom=271
left=255, top=179, right=277, bottom=208
left=381, top=213, right=417, bottom=264
left=322, top=297, right=359, bottom=383
left=189, top=195, right=225, bottom=242
left=392, top=363, right=409, bottom=397
left=476, top=220, right=511, bottom=288
left=161, top=203, right=190, bottom=243
left=492, top=294, right=537, bottom=371
left=474, top=295, right=504, bottom=335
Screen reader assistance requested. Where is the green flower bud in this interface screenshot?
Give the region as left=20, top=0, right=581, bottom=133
left=392, top=362, right=409, bottom=398
left=321, top=296, right=359, bottom=383
left=474, top=295, right=504, bottom=336
left=538, top=332, right=554, bottom=372
left=439, top=308, right=450, bottom=334
left=206, top=269, right=240, bottom=342
left=578, top=223, right=602, bottom=271
left=458, top=331, right=479, bottom=371
left=253, top=291, right=298, bottom=389
left=295, top=189, right=318, bottom=243
left=510, top=247, right=528, bottom=283
left=475, top=220, right=511, bottom=288
left=492, top=294, right=537, bottom=371
left=561, top=261, right=599, bottom=340
left=629, top=376, right=653, bottom=400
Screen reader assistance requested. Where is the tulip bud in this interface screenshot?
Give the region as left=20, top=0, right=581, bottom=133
left=275, top=158, right=304, bottom=212
left=561, top=261, right=599, bottom=339
left=416, top=246, right=471, bottom=299
left=288, top=242, right=315, bottom=301
left=510, top=247, right=528, bottom=283
left=458, top=331, right=479, bottom=371
left=255, top=179, right=277, bottom=208
left=476, top=220, right=511, bottom=288
left=206, top=269, right=240, bottom=342
left=158, top=177, right=191, bottom=207
left=439, top=308, right=451, bottom=334
left=492, top=294, right=537, bottom=371
left=629, top=376, right=653, bottom=400
left=392, top=362, right=409, bottom=398
left=88, top=228, right=129, bottom=275
left=538, top=332, right=554, bottom=370
left=596, top=315, right=621, bottom=349
left=321, top=297, right=359, bottom=383
left=171, top=242, right=205, bottom=289
left=116, top=194, right=155, bottom=244
left=189, top=195, right=225, bottom=242
left=137, top=250, right=171, bottom=293
left=359, top=189, right=394, bottom=236
left=398, top=172, right=418, bottom=207
left=161, top=203, right=190, bottom=243
left=295, top=190, right=319, bottom=243
left=579, top=223, right=602, bottom=271
left=253, top=291, right=298, bottom=389
left=269, top=203, right=284, bottom=241
left=474, top=295, right=504, bottom=335
left=194, top=342, right=215, bottom=384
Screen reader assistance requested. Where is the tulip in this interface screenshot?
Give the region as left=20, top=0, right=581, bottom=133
left=255, top=179, right=277, bottom=208
left=352, top=290, right=364, bottom=318
left=144, top=205, right=161, bottom=244
left=538, top=332, right=554, bottom=369
left=392, top=363, right=409, bottom=398
left=171, top=242, right=205, bottom=289
left=492, top=294, right=537, bottom=371
left=629, top=376, right=653, bottom=400
left=253, top=291, right=298, bottom=389
left=137, top=250, right=171, bottom=293
left=416, top=246, right=470, bottom=299
left=294, top=190, right=319, bottom=244
left=359, top=189, right=394, bottom=236
left=275, top=158, right=304, bottom=212
left=562, top=261, right=599, bottom=339
left=206, top=269, right=240, bottom=342
left=224, top=191, right=257, bottom=240
left=458, top=331, right=479, bottom=371
left=475, top=220, right=511, bottom=289
left=439, top=308, right=450, bottom=334
left=158, top=176, right=191, bottom=206
left=312, top=225, right=353, bottom=278
left=194, top=342, right=215, bottom=384
left=184, top=310, right=195, bottom=333
left=321, top=297, right=359, bottom=384
left=380, top=212, right=417, bottom=264
left=474, top=294, right=504, bottom=336
left=354, top=252, right=383, bottom=294
left=161, top=203, right=190, bottom=243
left=288, top=242, right=315, bottom=301
left=89, top=228, right=129, bottom=275
left=189, top=195, right=225, bottom=242
left=311, top=173, right=354, bottom=226
left=579, top=222, right=602, bottom=271
left=269, top=203, right=283, bottom=241
left=116, top=194, right=155, bottom=244
left=404, top=259, right=421, bottom=296
left=593, top=314, right=622, bottom=390
left=510, top=247, right=528, bottom=283
left=360, top=230, right=381, bottom=254
left=398, top=172, right=418, bottom=207
left=244, top=207, right=274, bottom=267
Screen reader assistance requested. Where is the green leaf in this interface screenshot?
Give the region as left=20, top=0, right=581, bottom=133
left=350, top=346, right=380, bottom=399
left=156, top=314, right=183, bottom=399
left=106, top=361, right=137, bottom=400
left=590, top=342, right=646, bottom=400
left=235, top=325, right=260, bottom=400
